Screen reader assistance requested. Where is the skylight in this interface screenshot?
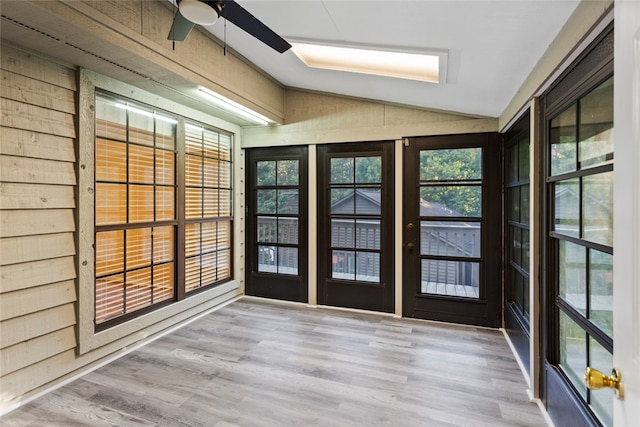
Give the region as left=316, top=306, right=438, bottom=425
left=290, top=41, right=445, bottom=84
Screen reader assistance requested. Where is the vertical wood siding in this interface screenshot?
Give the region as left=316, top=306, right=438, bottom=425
left=0, top=44, right=78, bottom=406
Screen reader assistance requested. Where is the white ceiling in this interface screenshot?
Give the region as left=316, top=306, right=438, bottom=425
left=197, top=0, right=580, bottom=117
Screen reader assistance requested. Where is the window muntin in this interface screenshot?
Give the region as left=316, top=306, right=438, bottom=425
left=94, top=93, right=233, bottom=327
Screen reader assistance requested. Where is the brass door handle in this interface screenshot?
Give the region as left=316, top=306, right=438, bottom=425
left=584, top=367, right=624, bottom=399
left=406, top=243, right=415, bottom=251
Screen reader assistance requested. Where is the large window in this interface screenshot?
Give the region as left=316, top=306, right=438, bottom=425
left=94, top=93, right=232, bottom=328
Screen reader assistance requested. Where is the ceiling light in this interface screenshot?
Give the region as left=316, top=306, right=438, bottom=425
left=199, top=88, right=271, bottom=126
left=179, top=0, right=219, bottom=26
left=290, top=41, right=446, bottom=84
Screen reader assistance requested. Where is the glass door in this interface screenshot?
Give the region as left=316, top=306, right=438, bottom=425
left=403, top=133, right=501, bottom=327
left=245, top=146, right=308, bottom=302
left=317, top=141, right=395, bottom=313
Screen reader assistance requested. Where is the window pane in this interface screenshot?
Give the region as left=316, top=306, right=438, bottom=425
left=126, top=268, right=152, bottom=312
left=355, top=220, right=380, bottom=250
left=202, top=129, right=219, bottom=158
left=331, top=219, right=355, bottom=248
left=203, top=158, right=219, bottom=188
left=156, top=186, right=175, bottom=221
left=356, top=252, right=379, bottom=282
left=129, top=145, right=154, bottom=184
left=258, top=245, right=277, bottom=273
left=156, top=149, right=175, bottom=185
left=219, top=134, right=232, bottom=161
left=277, top=160, right=299, bottom=185
left=185, top=224, right=200, bottom=257
left=126, top=227, right=152, bottom=270
left=201, top=222, right=216, bottom=253
left=579, top=78, right=613, bottom=169
left=96, top=139, right=126, bottom=182
left=550, top=104, right=577, bottom=176
left=554, top=178, right=579, bottom=238
left=129, top=185, right=154, bottom=223
left=95, top=97, right=126, bottom=140
left=153, top=263, right=174, bottom=302
left=153, top=226, right=174, bottom=263
left=96, top=230, right=124, bottom=276
left=520, top=185, right=530, bottom=225
left=217, top=221, right=231, bottom=251
left=257, top=161, right=276, bottom=186
left=518, top=138, right=530, bottom=181
left=278, top=247, right=298, bottom=275
left=277, top=189, right=298, bottom=214
left=331, top=157, right=354, bottom=183
left=278, top=217, right=299, bottom=244
left=185, top=127, right=203, bottom=155
left=559, top=310, right=587, bottom=399
left=217, top=249, right=231, bottom=279
left=420, top=148, right=482, bottom=181
left=583, top=172, right=613, bottom=247
left=420, top=186, right=481, bottom=217
left=421, top=259, right=479, bottom=298
left=219, top=190, right=232, bottom=216
left=257, top=189, right=276, bottom=214
left=128, top=110, right=154, bottom=147
left=201, top=252, right=217, bottom=286
left=589, top=337, right=613, bottom=426
left=332, top=250, right=355, bottom=280
left=559, top=240, right=587, bottom=315
left=96, top=274, right=124, bottom=323
left=356, top=189, right=381, bottom=215
left=96, top=183, right=126, bottom=225
left=219, top=161, right=232, bottom=189
left=421, top=221, right=480, bottom=258
left=185, top=256, right=201, bottom=291
left=589, top=250, right=613, bottom=336
left=203, top=189, right=218, bottom=217
left=509, top=186, right=520, bottom=222
left=257, top=217, right=277, bottom=243
left=331, top=189, right=354, bottom=214
left=185, top=154, right=203, bottom=186
left=156, top=120, right=175, bottom=151
left=355, top=156, right=381, bottom=183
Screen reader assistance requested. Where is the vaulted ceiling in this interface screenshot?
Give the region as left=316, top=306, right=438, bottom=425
left=195, top=0, right=580, bottom=117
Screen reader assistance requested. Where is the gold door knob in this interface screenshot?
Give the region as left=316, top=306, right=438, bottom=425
left=406, top=242, right=415, bottom=251
left=584, top=367, right=624, bottom=399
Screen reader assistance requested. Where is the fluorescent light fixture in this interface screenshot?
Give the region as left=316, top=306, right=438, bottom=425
left=199, top=88, right=271, bottom=126
left=290, top=41, right=445, bottom=84
left=115, top=103, right=178, bottom=124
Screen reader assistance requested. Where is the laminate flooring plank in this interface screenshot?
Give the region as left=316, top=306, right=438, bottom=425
left=2, top=298, right=546, bottom=426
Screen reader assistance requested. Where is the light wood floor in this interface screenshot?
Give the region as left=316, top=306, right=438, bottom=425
left=2, top=298, right=546, bottom=426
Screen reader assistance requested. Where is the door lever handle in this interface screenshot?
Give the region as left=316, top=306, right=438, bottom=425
left=584, top=367, right=624, bottom=399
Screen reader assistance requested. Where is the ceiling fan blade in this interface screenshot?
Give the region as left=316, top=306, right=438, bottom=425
left=167, top=9, right=196, bottom=41
left=215, top=0, right=291, bottom=53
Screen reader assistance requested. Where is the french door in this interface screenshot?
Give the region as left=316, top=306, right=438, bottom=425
left=317, top=141, right=395, bottom=313
left=541, top=24, right=614, bottom=427
left=403, top=133, right=501, bottom=327
left=245, top=146, right=308, bottom=302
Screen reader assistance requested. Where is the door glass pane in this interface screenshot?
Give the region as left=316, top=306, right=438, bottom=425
left=522, top=273, right=530, bottom=322
left=420, top=259, right=479, bottom=298
left=421, top=221, right=480, bottom=258
left=355, top=220, right=380, bottom=250
left=522, top=228, right=530, bottom=273
left=331, top=157, right=354, bottom=183
left=583, top=172, right=613, bottom=246
left=420, top=148, right=482, bottom=180
left=257, top=217, right=277, bottom=243
left=554, top=178, right=580, bottom=237
left=509, top=186, right=520, bottom=222
left=355, top=156, right=381, bottom=183
left=520, top=184, right=530, bottom=225
left=277, top=247, right=298, bottom=275
left=420, top=186, right=482, bottom=217
left=559, top=310, right=588, bottom=399
left=332, top=250, right=355, bottom=280
left=331, top=219, right=355, bottom=248
left=589, top=250, right=613, bottom=336
left=510, top=226, right=522, bottom=267
left=579, top=78, right=614, bottom=169
left=559, top=240, right=587, bottom=315
left=356, top=189, right=381, bottom=214
left=550, top=104, right=577, bottom=176
left=258, top=245, right=277, bottom=273
left=277, top=160, right=299, bottom=185
left=277, top=218, right=299, bottom=244
left=356, top=252, right=379, bottom=282
left=277, top=189, right=299, bottom=214
left=589, top=337, right=613, bottom=426
left=257, top=189, right=277, bottom=214
left=519, top=139, right=530, bottom=181
left=508, top=144, right=519, bottom=183
left=256, top=161, right=276, bottom=185
left=512, top=268, right=523, bottom=314
left=331, top=189, right=354, bottom=214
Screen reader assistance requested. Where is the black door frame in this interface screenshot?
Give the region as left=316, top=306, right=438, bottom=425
left=245, top=146, right=309, bottom=303
left=402, top=132, right=502, bottom=327
left=317, top=141, right=395, bottom=313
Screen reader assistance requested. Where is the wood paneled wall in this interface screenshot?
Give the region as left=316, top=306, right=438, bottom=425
left=0, top=45, right=78, bottom=402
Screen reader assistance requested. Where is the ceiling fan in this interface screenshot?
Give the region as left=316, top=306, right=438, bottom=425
left=167, top=0, right=291, bottom=53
